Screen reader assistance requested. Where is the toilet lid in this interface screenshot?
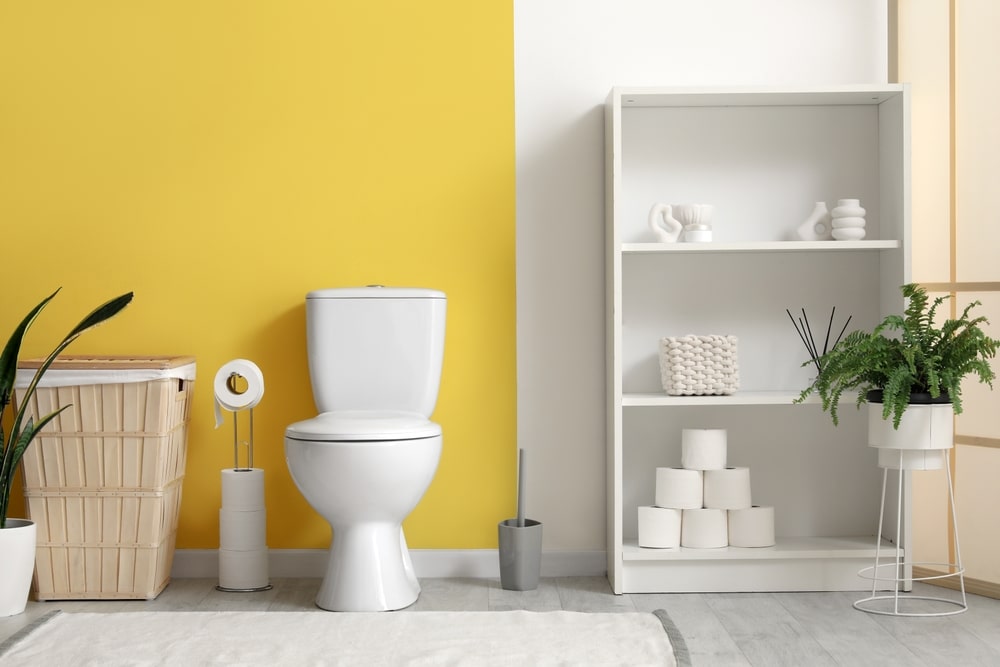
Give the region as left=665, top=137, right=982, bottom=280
left=285, top=411, right=442, bottom=441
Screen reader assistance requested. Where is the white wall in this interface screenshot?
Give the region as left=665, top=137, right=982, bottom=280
left=514, top=0, right=889, bottom=550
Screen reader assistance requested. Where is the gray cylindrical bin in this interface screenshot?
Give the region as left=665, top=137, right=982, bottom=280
left=498, top=518, right=542, bottom=591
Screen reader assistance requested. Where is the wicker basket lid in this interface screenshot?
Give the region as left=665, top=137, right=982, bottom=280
left=17, top=355, right=196, bottom=370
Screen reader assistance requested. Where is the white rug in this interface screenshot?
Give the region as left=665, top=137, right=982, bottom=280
left=0, top=609, right=685, bottom=666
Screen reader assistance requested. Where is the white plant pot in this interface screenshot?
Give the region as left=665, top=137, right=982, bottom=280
left=0, top=519, right=36, bottom=617
left=877, top=448, right=946, bottom=471
left=867, top=401, right=954, bottom=451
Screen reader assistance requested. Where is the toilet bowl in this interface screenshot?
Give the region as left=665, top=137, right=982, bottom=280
left=284, top=287, right=446, bottom=612
left=285, top=413, right=441, bottom=611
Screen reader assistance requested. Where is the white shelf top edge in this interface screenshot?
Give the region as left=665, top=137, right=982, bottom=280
left=611, top=84, right=906, bottom=108
left=622, top=391, right=811, bottom=406
left=622, top=536, right=891, bottom=561
left=621, top=240, right=900, bottom=254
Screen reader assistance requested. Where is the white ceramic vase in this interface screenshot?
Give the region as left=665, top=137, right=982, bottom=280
left=0, top=519, right=36, bottom=617
left=794, top=202, right=832, bottom=241
left=831, top=198, right=866, bottom=240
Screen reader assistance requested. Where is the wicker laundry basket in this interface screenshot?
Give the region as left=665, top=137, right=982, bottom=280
left=14, top=356, right=196, bottom=600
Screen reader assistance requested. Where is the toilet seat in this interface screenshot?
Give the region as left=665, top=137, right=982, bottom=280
left=286, top=411, right=441, bottom=442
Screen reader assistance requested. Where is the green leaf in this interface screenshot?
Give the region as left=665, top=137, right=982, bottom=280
left=0, top=289, right=59, bottom=414
left=797, top=283, right=1000, bottom=431
left=0, top=290, right=134, bottom=526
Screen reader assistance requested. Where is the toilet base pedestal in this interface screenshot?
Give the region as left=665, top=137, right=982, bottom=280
left=316, top=523, right=420, bottom=611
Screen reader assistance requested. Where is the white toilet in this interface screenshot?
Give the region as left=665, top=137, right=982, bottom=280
left=284, top=286, right=446, bottom=611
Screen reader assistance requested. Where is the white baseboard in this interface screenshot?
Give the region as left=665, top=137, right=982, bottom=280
left=171, top=549, right=607, bottom=580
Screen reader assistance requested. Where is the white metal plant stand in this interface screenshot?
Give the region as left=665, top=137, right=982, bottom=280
left=854, top=448, right=967, bottom=616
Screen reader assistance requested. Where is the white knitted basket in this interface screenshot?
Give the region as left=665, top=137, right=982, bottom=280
left=659, top=335, right=739, bottom=396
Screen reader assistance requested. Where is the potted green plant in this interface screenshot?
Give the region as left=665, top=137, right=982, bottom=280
left=797, top=283, right=999, bottom=432
left=0, top=288, right=133, bottom=616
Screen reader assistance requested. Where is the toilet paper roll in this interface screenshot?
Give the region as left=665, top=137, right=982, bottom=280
left=681, top=508, right=729, bottom=548
left=728, top=506, right=776, bottom=547
left=637, top=506, right=682, bottom=549
left=214, top=359, right=265, bottom=428
left=219, top=548, right=269, bottom=590
left=681, top=429, right=727, bottom=470
left=219, top=508, right=267, bottom=551
left=654, top=467, right=703, bottom=509
left=703, top=467, right=752, bottom=510
left=222, top=468, right=266, bottom=511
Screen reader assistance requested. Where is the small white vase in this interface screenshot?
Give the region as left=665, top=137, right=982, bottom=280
left=830, top=199, right=866, bottom=240
left=794, top=202, right=832, bottom=241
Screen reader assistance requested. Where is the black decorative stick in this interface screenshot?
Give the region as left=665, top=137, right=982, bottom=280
left=787, top=309, right=822, bottom=373
left=822, top=306, right=836, bottom=355
left=801, top=308, right=817, bottom=360
left=787, top=306, right=852, bottom=373
left=833, top=315, right=852, bottom=349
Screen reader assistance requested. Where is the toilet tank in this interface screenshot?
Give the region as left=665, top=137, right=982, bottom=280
left=305, top=286, right=446, bottom=417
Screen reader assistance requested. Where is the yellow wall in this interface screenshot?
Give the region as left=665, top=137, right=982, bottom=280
left=0, top=2, right=516, bottom=549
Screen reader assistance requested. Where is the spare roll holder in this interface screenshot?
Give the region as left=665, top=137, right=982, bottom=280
left=215, top=360, right=271, bottom=593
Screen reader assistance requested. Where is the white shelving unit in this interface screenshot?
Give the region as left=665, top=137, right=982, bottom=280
left=605, top=85, right=911, bottom=594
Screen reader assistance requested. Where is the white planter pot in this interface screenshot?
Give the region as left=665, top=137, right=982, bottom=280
left=0, top=519, right=36, bottom=617
left=876, top=448, right=946, bottom=471
left=867, top=401, right=954, bottom=451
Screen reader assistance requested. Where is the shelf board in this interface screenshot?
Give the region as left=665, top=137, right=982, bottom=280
left=614, top=85, right=906, bottom=109
left=622, top=391, right=813, bottom=407
left=621, top=240, right=900, bottom=254
left=622, top=536, right=892, bottom=562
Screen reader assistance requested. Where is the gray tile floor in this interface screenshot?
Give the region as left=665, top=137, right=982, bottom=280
left=3, top=577, right=1000, bottom=666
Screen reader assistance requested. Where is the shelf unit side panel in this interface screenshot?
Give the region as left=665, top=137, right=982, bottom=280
left=605, top=92, right=625, bottom=591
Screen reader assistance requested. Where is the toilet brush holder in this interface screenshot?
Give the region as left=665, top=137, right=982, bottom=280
left=498, top=519, right=542, bottom=591
left=498, top=447, right=542, bottom=590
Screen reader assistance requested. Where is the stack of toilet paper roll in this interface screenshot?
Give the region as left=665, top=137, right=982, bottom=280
left=218, top=468, right=271, bottom=590
left=637, top=428, right=775, bottom=549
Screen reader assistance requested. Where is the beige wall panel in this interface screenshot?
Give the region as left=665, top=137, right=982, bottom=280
left=955, top=1, right=1000, bottom=282
left=912, top=467, right=951, bottom=566
left=900, top=0, right=1000, bottom=587
left=896, top=1, right=951, bottom=283
left=955, top=293, right=1000, bottom=439
left=955, top=445, right=1000, bottom=582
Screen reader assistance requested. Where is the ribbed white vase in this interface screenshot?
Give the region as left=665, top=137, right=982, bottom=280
left=831, top=198, right=866, bottom=240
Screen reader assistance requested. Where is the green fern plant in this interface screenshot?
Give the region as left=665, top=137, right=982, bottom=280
left=0, top=289, right=133, bottom=527
left=797, top=283, right=999, bottom=429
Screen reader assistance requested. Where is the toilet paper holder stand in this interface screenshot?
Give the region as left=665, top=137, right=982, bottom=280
left=228, top=404, right=255, bottom=472
left=217, top=406, right=271, bottom=593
